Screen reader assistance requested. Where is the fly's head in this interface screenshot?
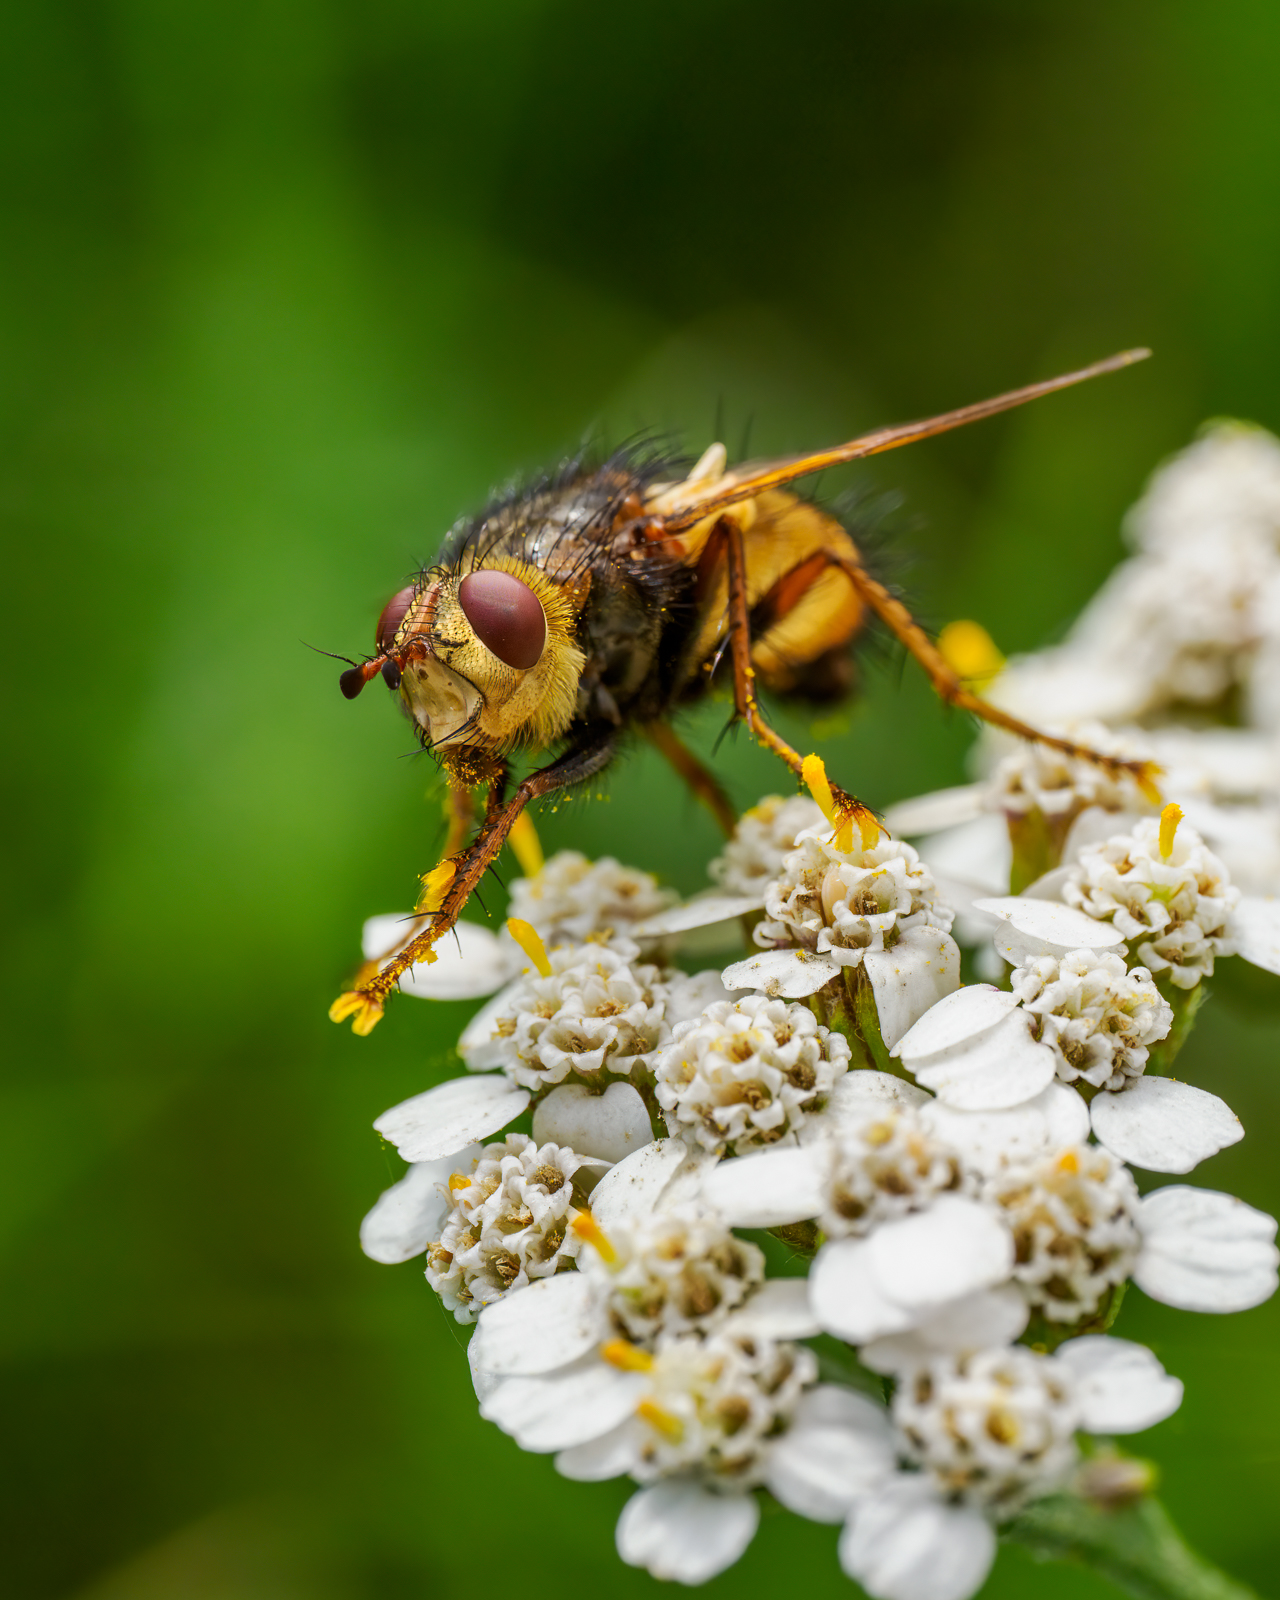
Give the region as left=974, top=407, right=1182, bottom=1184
left=340, top=557, right=586, bottom=763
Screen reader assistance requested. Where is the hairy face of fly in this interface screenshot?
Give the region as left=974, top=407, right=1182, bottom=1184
left=372, top=562, right=586, bottom=756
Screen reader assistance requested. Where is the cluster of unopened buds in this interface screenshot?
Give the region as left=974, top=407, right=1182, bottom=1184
left=358, top=738, right=1280, bottom=1598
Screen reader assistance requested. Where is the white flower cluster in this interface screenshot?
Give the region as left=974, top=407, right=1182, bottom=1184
left=506, top=849, right=677, bottom=943
left=354, top=771, right=1279, bottom=1597
left=655, top=995, right=851, bottom=1155
left=985, top=719, right=1156, bottom=821
left=708, top=793, right=827, bottom=895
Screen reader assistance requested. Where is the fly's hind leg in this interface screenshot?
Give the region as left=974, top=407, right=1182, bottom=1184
left=827, top=554, right=1162, bottom=798
left=331, top=730, right=618, bottom=1034
left=722, top=519, right=881, bottom=843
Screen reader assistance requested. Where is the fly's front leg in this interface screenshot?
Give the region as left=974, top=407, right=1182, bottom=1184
left=331, top=732, right=616, bottom=1034
left=723, top=519, right=880, bottom=841
left=829, top=554, right=1162, bottom=799
left=365, top=780, right=483, bottom=965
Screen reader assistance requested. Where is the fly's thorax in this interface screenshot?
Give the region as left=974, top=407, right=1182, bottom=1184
left=384, top=556, right=587, bottom=753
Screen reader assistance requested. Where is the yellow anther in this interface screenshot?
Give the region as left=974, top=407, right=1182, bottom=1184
left=602, top=1339, right=653, bottom=1372
left=571, top=1211, right=618, bottom=1265
left=509, top=812, right=545, bottom=878
left=637, top=1400, right=685, bottom=1443
left=1159, top=802, right=1183, bottom=860
left=1056, top=1149, right=1080, bottom=1175
left=802, top=752, right=838, bottom=826
left=416, top=859, right=457, bottom=912
left=938, top=619, right=1006, bottom=687
left=448, top=1172, right=472, bottom=1192
left=328, top=990, right=384, bottom=1035
left=855, top=808, right=882, bottom=852
left=507, top=917, right=553, bottom=978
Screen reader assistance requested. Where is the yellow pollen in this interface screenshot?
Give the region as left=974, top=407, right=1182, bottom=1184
left=448, top=1172, right=472, bottom=1192
left=938, top=619, right=1005, bottom=687
left=572, top=1211, right=618, bottom=1265
left=416, top=859, right=457, bottom=912
left=637, top=1399, right=685, bottom=1442
left=328, top=990, right=384, bottom=1035
left=507, top=917, right=553, bottom=977
left=1159, top=803, right=1183, bottom=860
left=1056, top=1149, right=1080, bottom=1175
left=509, top=812, right=545, bottom=878
left=602, top=1339, right=653, bottom=1372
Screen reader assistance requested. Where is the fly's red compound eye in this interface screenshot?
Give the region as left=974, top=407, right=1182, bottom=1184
left=375, top=586, right=416, bottom=652
left=458, top=570, right=547, bottom=669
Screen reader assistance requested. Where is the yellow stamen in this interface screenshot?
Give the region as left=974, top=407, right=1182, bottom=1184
left=602, top=1339, right=653, bottom=1372
left=328, top=991, right=384, bottom=1035
left=571, top=1211, right=618, bottom=1265
left=802, top=752, right=838, bottom=826
left=1056, top=1149, right=1080, bottom=1175
left=416, top=858, right=457, bottom=912
left=855, top=808, right=882, bottom=852
left=448, top=1172, right=472, bottom=1192
left=938, top=619, right=1005, bottom=687
left=1137, top=765, right=1165, bottom=808
left=507, top=917, right=552, bottom=977
left=508, top=812, right=545, bottom=878
left=636, top=1399, right=684, bottom=1443
left=1159, top=802, right=1183, bottom=860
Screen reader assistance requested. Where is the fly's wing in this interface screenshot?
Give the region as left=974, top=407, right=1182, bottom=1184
left=648, top=349, right=1150, bottom=533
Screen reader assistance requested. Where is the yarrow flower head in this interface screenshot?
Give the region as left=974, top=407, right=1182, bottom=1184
left=465, top=935, right=672, bottom=1088
left=757, top=828, right=953, bottom=965
left=893, top=1344, right=1079, bottom=1511
left=654, top=995, right=851, bottom=1155
left=619, top=1329, right=817, bottom=1487
left=425, top=1134, right=588, bottom=1321
left=709, top=793, right=828, bottom=896
left=1062, top=814, right=1239, bottom=988
left=1010, top=948, right=1173, bottom=1090
left=817, top=1109, right=970, bottom=1239
left=578, top=1206, right=765, bottom=1343
left=983, top=1145, right=1142, bottom=1322
left=506, top=850, right=678, bottom=944
left=985, top=719, right=1156, bottom=822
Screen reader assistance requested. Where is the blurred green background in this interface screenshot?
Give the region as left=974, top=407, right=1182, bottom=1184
left=5, top=2, right=1280, bottom=1596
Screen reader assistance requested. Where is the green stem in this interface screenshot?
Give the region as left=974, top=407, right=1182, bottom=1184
left=1146, top=979, right=1210, bottom=1076
left=1005, top=1494, right=1257, bottom=1600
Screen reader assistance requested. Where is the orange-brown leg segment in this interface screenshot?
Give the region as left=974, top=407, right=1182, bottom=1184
left=331, top=732, right=617, bottom=1034
left=828, top=554, right=1162, bottom=799
left=722, top=520, right=881, bottom=839
left=645, top=720, right=739, bottom=838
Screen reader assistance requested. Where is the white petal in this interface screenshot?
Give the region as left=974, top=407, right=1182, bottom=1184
left=470, top=1273, right=608, bottom=1376
left=373, top=1075, right=530, bottom=1163
left=810, top=1237, right=916, bottom=1342
left=629, top=893, right=765, bottom=938
left=1136, top=1185, right=1280, bottom=1311
left=861, top=1285, right=1030, bottom=1374
left=481, top=1352, right=646, bottom=1450
left=616, top=1482, right=760, bottom=1585
left=360, top=915, right=516, bottom=1000
left=531, top=1081, right=655, bottom=1163
left=915, top=815, right=1012, bottom=899
left=1055, top=1335, right=1183, bottom=1433
left=919, top=1083, right=1090, bottom=1175
left=588, top=1137, right=693, bottom=1231
left=358, top=1145, right=482, bottom=1264
left=892, top=984, right=1018, bottom=1061
left=882, top=784, right=986, bottom=836
left=840, top=1479, right=996, bottom=1600
left=766, top=1421, right=897, bottom=1523
left=908, top=1009, right=1057, bottom=1111
left=792, top=1384, right=896, bottom=1438
left=468, top=1330, right=502, bottom=1403
left=864, top=927, right=962, bottom=1050
left=555, top=1416, right=644, bottom=1481
left=1091, top=1077, right=1243, bottom=1174
left=722, top=947, right=842, bottom=998
left=821, top=1070, right=929, bottom=1134
left=866, top=1196, right=1013, bottom=1311
left=701, top=1147, right=827, bottom=1228
left=725, top=1278, right=820, bottom=1338
left=973, top=895, right=1125, bottom=961
left=1231, top=895, right=1280, bottom=974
